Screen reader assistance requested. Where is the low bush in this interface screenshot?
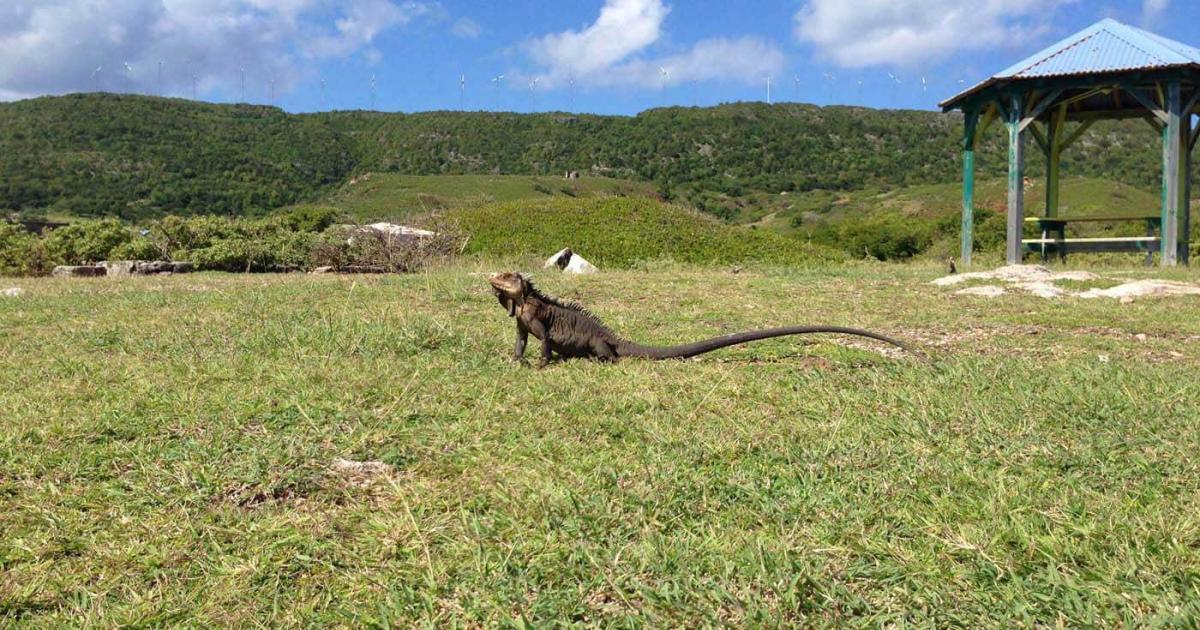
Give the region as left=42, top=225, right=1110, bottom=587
left=309, top=220, right=465, bottom=273
left=449, top=197, right=838, bottom=267
left=0, top=222, right=54, bottom=276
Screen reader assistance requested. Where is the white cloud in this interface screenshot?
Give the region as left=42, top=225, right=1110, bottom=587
left=794, top=0, right=1075, bottom=68
left=597, top=37, right=785, bottom=89
left=305, top=0, right=435, bottom=58
left=524, top=0, right=783, bottom=89
left=1141, top=0, right=1170, bottom=25
left=0, top=0, right=439, bottom=101
left=451, top=17, right=481, bottom=39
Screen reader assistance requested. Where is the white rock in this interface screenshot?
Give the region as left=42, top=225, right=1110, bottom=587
left=931, top=264, right=1099, bottom=287
left=1016, top=281, right=1068, bottom=299
left=1078, top=280, right=1200, bottom=300
left=955, top=285, right=1005, bottom=297
left=543, top=248, right=598, bottom=274
left=2, top=287, right=23, bottom=297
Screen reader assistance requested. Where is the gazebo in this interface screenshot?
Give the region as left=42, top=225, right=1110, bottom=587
left=941, top=18, right=1199, bottom=267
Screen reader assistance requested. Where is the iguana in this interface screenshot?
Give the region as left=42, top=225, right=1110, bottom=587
left=488, top=271, right=914, bottom=367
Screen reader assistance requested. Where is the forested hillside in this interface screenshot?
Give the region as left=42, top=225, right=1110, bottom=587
left=0, top=93, right=1179, bottom=221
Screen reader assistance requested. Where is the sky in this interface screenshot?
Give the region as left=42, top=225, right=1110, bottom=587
left=1, top=0, right=1197, bottom=115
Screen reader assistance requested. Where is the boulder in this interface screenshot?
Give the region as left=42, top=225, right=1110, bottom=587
left=543, top=248, right=598, bottom=274
left=99, top=260, right=138, bottom=277
left=133, top=261, right=194, bottom=275
left=51, top=265, right=106, bottom=278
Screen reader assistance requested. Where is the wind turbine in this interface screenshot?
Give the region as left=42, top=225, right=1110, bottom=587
left=766, top=75, right=772, bottom=105
left=319, top=78, right=327, bottom=109
left=240, top=66, right=246, bottom=102
left=856, top=79, right=864, bottom=104
left=92, top=66, right=103, bottom=92
left=123, top=62, right=133, bottom=92
left=459, top=74, right=466, bottom=109
left=191, top=72, right=198, bottom=100
left=568, top=77, right=576, bottom=111
left=157, top=60, right=163, bottom=96
left=793, top=75, right=801, bottom=102
left=491, top=74, right=504, bottom=111
left=270, top=78, right=276, bottom=105
left=370, top=73, right=377, bottom=110
left=528, top=77, right=538, bottom=112
left=659, top=66, right=669, bottom=90
left=822, top=72, right=836, bottom=104
left=921, top=75, right=928, bottom=94
left=887, top=71, right=901, bottom=106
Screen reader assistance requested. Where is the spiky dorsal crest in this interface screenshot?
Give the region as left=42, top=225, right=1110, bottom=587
left=523, top=276, right=603, bottom=323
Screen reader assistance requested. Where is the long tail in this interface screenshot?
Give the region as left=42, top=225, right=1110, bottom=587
left=615, top=326, right=914, bottom=360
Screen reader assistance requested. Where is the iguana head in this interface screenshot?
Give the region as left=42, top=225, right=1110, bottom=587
left=489, top=272, right=528, bottom=317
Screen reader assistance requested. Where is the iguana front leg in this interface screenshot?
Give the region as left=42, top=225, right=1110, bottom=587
left=513, top=324, right=529, bottom=362
left=524, top=318, right=552, bottom=369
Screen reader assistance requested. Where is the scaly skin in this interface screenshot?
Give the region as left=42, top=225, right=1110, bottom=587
left=488, top=272, right=915, bottom=367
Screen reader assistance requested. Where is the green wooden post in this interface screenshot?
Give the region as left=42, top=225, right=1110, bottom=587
left=1183, top=113, right=1193, bottom=266
left=1045, top=106, right=1066, bottom=218
left=1162, top=82, right=1184, bottom=266
left=1006, top=93, right=1026, bottom=265
left=961, top=108, right=979, bottom=267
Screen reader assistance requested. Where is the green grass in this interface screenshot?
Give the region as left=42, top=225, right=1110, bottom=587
left=756, top=177, right=1162, bottom=233
left=449, top=197, right=838, bottom=267
left=302, top=173, right=658, bottom=222
left=3, top=262, right=1200, bottom=625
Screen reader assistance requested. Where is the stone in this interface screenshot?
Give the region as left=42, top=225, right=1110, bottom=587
left=99, top=260, right=138, bottom=277
left=543, top=248, right=598, bottom=274
left=2, top=287, right=23, bottom=297
left=51, top=265, right=106, bottom=278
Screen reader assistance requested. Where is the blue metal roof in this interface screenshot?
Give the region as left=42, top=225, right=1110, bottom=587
left=997, top=18, right=1200, bottom=78
left=941, top=19, right=1200, bottom=109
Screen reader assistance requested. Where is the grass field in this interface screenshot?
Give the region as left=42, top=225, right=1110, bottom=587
left=308, top=174, right=657, bottom=221
left=4, top=262, right=1200, bottom=626
left=748, top=177, right=1163, bottom=234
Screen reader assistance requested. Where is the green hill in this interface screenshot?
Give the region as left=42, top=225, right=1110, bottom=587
left=312, top=173, right=656, bottom=221
left=445, top=196, right=837, bottom=267
left=1, top=94, right=1184, bottom=222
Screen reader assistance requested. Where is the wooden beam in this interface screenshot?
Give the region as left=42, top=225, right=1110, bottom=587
left=975, top=103, right=999, bottom=144
left=1007, top=92, right=1027, bottom=265
left=1060, top=119, right=1096, bottom=152
left=1028, top=123, right=1049, bottom=154
left=1019, top=88, right=1064, bottom=131
left=1161, top=82, right=1184, bottom=266
left=1122, top=84, right=1170, bottom=124
left=1058, top=87, right=1108, bottom=110
left=1191, top=122, right=1199, bottom=152
left=1185, top=114, right=1193, bottom=266
left=962, top=109, right=980, bottom=267
left=1046, top=106, right=1066, bottom=219
left=1144, top=117, right=1165, bottom=134
left=947, top=68, right=1200, bottom=113
left=1186, top=90, right=1200, bottom=116
left=1066, top=109, right=1173, bottom=123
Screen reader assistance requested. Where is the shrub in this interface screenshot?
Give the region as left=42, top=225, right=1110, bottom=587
left=279, top=205, right=343, bottom=233
left=192, top=231, right=316, bottom=272
left=0, top=222, right=54, bottom=276
left=110, top=236, right=164, bottom=261
left=42, top=219, right=133, bottom=264
left=309, top=221, right=464, bottom=273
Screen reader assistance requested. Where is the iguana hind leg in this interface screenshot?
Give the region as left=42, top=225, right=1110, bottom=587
left=592, top=339, right=617, bottom=363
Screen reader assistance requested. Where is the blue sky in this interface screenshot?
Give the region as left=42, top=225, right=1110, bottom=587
left=1, top=0, right=1197, bottom=115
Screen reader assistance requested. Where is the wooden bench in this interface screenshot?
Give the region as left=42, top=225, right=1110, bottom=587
left=1022, top=216, right=1161, bottom=264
